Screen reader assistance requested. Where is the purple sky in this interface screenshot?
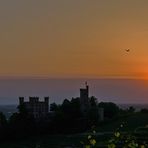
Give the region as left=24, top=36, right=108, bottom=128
left=0, top=78, right=148, bottom=105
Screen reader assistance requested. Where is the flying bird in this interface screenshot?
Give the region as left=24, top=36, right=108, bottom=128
left=125, top=49, right=130, bottom=52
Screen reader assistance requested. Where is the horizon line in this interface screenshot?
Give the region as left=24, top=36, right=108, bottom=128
left=0, top=75, right=147, bottom=80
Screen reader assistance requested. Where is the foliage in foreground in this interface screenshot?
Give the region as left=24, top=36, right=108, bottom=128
left=81, top=125, right=148, bottom=148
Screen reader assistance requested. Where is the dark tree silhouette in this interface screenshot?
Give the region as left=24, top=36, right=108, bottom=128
left=128, top=106, right=135, bottom=113
left=98, top=102, right=119, bottom=118
left=50, top=103, right=59, bottom=111
left=0, top=112, right=7, bottom=127
left=90, top=96, right=98, bottom=107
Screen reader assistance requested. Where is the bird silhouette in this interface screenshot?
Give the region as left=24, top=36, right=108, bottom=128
left=125, top=49, right=130, bottom=52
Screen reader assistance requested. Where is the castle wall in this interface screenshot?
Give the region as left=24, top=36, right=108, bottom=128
left=19, top=97, right=49, bottom=118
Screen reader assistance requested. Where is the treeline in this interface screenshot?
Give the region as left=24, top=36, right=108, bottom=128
left=0, top=97, right=147, bottom=141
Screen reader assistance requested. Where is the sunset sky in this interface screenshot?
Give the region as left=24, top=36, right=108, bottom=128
left=1, top=0, right=148, bottom=79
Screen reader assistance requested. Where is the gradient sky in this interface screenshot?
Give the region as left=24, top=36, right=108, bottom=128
left=1, top=0, right=148, bottom=79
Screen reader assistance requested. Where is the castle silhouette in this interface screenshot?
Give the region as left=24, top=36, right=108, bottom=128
left=19, top=83, right=104, bottom=121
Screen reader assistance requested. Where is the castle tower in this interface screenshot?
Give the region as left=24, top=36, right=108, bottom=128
left=80, top=82, right=89, bottom=104
left=44, top=97, right=49, bottom=112
left=80, top=82, right=90, bottom=115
